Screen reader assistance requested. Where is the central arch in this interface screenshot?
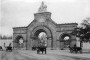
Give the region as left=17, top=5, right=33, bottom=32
left=34, top=29, right=46, bottom=38
left=31, top=25, right=53, bottom=48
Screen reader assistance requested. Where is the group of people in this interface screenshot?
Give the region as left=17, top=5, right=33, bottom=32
left=37, top=41, right=47, bottom=54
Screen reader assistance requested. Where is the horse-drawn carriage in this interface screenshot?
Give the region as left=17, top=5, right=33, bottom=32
left=69, top=45, right=82, bottom=53
left=6, top=46, right=12, bottom=52
left=5, top=43, right=12, bottom=52
left=31, top=36, right=47, bottom=54
left=37, top=41, right=47, bottom=54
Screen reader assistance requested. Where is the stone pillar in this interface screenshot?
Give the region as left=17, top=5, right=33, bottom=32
left=47, top=39, right=51, bottom=49
left=26, top=40, right=30, bottom=50
left=23, top=41, right=26, bottom=49
left=27, top=39, right=32, bottom=50
left=53, top=40, right=57, bottom=50
left=56, top=40, right=60, bottom=49
left=60, top=41, right=64, bottom=50
left=70, top=39, right=76, bottom=47
left=70, top=35, right=76, bottom=47
left=13, top=41, right=18, bottom=49
left=51, top=40, right=53, bottom=50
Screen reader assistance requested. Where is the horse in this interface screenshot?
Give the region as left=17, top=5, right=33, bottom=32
left=0, top=46, right=3, bottom=51
left=37, top=46, right=46, bottom=54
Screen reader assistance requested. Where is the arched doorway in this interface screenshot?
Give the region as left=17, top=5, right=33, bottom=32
left=38, top=32, right=47, bottom=43
left=31, top=26, right=53, bottom=49
left=31, top=29, right=48, bottom=48
left=60, top=33, right=71, bottom=49
left=15, top=35, right=24, bottom=48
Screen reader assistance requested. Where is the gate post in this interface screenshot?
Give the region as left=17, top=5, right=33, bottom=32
left=60, top=40, right=64, bottom=50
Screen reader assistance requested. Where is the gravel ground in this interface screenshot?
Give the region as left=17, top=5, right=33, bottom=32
left=0, top=51, right=37, bottom=60
left=0, top=50, right=90, bottom=60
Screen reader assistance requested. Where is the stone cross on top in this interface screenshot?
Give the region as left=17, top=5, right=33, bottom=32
left=38, top=1, right=47, bottom=13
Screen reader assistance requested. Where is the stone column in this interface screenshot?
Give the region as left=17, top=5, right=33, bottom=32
left=47, top=39, right=51, bottom=49
left=60, top=40, right=65, bottom=50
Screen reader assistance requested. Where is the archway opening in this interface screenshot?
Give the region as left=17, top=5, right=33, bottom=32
left=38, top=32, right=47, bottom=43
left=64, top=36, right=70, bottom=40
left=32, top=29, right=48, bottom=47
left=15, top=36, right=24, bottom=48
left=61, top=34, right=71, bottom=48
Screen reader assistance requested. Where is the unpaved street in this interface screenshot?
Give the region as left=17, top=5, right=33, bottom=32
left=0, top=50, right=90, bottom=60
left=0, top=50, right=36, bottom=60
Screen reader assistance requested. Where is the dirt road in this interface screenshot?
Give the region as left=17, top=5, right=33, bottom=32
left=0, top=51, right=37, bottom=60
left=0, top=50, right=90, bottom=60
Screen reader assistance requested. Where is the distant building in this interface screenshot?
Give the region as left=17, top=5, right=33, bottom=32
left=13, top=2, right=77, bottom=50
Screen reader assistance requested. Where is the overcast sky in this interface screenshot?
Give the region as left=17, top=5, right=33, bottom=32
left=0, top=0, right=90, bottom=36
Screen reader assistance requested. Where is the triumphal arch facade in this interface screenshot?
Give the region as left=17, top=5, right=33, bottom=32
left=13, top=2, right=77, bottom=50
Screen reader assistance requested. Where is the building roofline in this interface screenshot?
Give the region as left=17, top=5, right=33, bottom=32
left=13, top=26, right=27, bottom=29
left=56, top=23, right=78, bottom=26
left=13, top=23, right=78, bottom=29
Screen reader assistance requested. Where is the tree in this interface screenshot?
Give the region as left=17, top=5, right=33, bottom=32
left=81, top=17, right=90, bottom=28
left=81, top=17, right=90, bottom=42
left=71, top=17, right=90, bottom=48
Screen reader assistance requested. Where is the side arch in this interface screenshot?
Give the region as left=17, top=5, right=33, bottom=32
left=14, top=35, right=25, bottom=48
left=59, top=32, right=72, bottom=49
left=59, top=33, right=72, bottom=41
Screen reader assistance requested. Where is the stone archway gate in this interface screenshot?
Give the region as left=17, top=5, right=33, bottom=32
left=13, top=2, right=78, bottom=50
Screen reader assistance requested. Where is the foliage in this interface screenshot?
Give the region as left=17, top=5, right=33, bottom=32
left=71, top=17, right=90, bottom=42
left=0, top=35, right=12, bottom=39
